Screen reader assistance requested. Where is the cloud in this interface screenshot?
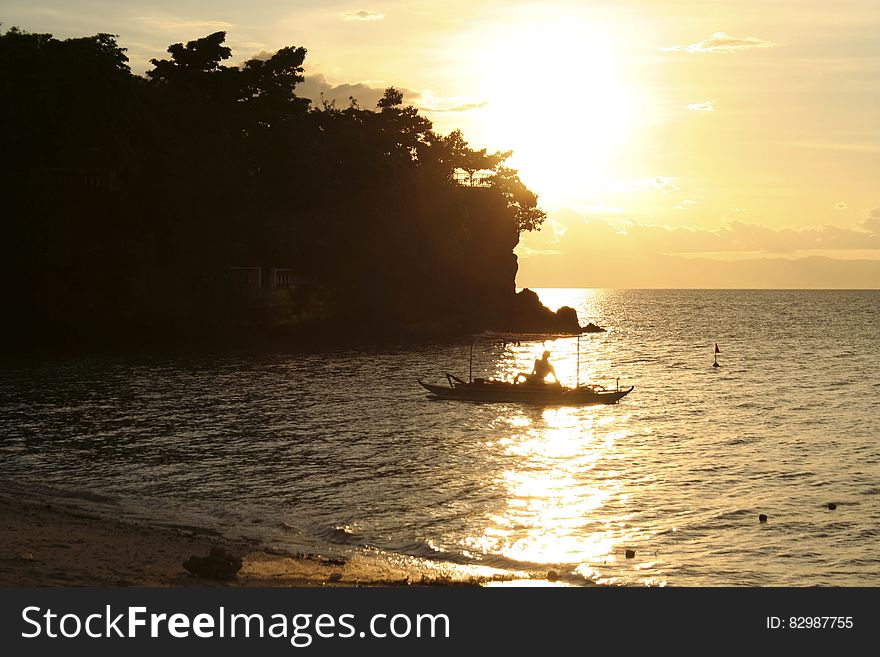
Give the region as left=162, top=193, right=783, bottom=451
left=416, top=91, right=488, bottom=113
left=522, top=211, right=880, bottom=259
left=516, top=246, right=561, bottom=258
left=835, top=202, right=848, bottom=209
left=675, top=199, right=698, bottom=209
left=296, top=73, right=394, bottom=108
left=663, top=32, right=776, bottom=54
left=296, top=73, right=421, bottom=110
left=625, top=218, right=880, bottom=253
left=585, top=204, right=625, bottom=215
left=295, top=76, right=485, bottom=115
left=137, top=17, right=233, bottom=31
left=618, top=177, right=679, bottom=194
left=788, top=141, right=880, bottom=154
left=340, top=10, right=385, bottom=22
left=652, top=177, right=679, bottom=194
left=518, top=212, right=880, bottom=288
left=860, top=207, right=880, bottom=235
left=686, top=100, right=715, bottom=112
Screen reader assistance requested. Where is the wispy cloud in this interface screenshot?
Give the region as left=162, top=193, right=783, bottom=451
left=860, top=208, right=880, bottom=235
left=663, top=32, right=776, bottom=54
left=788, top=141, right=880, bottom=154
left=518, top=214, right=880, bottom=288
left=530, top=213, right=880, bottom=256
left=419, top=101, right=488, bottom=113
left=686, top=100, right=715, bottom=112
left=622, top=219, right=880, bottom=254
left=416, top=91, right=488, bottom=113
left=137, top=17, right=233, bottom=32
left=652, top=177, right=680, bottom=194
left=618, top=177, right=679, bottom=194
left=675, top=199, right=698, bottom=209
left=835, top=202, right=848, bottom=210
left=516, top=246, right=561, bottom=258
left=340, top=10, right=385, bottom=22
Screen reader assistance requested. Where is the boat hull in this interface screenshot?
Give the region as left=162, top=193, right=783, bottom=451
left=418, top=380, right=633, bottom=405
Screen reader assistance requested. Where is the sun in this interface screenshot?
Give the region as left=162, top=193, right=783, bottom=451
left=472, top=17, right=639, bottom=206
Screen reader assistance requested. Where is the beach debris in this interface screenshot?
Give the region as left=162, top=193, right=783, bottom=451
left=758, top=514, right=768, bottom=523
left=183, top=547, right=242, bottom=580
left=625, top=549, right=636, bottom=559
left=827, top=503, right=837, bottom=510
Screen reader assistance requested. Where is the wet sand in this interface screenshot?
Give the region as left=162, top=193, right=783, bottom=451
left=0, top=493, right=519, bottom=587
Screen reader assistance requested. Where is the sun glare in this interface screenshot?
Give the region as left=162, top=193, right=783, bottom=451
left=475, top=18, right=638, bottom=205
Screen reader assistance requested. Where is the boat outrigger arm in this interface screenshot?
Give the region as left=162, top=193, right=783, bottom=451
left=418, top=331, right=633, bottom=405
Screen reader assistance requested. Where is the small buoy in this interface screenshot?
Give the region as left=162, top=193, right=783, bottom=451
left=625, top=549, right=636, bottom=559
left=758, top=514, right=768, bottom=523
left=827, top=503, right=837, bottom=510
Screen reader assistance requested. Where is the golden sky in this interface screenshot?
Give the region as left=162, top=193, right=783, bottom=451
left=7, top=0, right=880, bottom=286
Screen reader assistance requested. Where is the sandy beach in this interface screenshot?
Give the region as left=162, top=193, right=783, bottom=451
left=0, top=490, right=523, bottom=587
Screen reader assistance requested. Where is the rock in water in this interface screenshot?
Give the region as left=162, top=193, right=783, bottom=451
left=554, top=306, right=580, bottom=330
left=183, top=547, right=242, bottom=580
left=827, top=503, right=837, bottom=510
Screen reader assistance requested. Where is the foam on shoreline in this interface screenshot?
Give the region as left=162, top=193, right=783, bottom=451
left=0, top=487, right=568, bottom=587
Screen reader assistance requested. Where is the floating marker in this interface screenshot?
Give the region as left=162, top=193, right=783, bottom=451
left=827, top=503, right=837, bottom=510
left=625, top=549, right=636, bottom=559
left=758, top=514, right=768, bottom=523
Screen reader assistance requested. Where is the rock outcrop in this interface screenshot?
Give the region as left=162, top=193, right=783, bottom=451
left=183, top=547, right=242, bottom=580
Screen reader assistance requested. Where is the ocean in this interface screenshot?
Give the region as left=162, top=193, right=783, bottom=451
left=1, top=289, right=878, bottom=586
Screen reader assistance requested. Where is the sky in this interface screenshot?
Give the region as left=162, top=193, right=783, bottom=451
left=5, top=0, right=879, bottom=287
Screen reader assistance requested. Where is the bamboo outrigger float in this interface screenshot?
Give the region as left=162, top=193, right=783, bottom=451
left=418, top=332, right=633, bottom=405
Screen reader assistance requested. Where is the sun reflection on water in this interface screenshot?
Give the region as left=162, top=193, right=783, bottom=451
left=464, top=393, right=637, bottom=583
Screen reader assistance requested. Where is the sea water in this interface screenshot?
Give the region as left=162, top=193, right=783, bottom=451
left=1, top=289, right=878, bottom=585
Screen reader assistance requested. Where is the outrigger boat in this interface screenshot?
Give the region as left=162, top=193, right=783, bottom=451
left=418, top=332, right=633, bottom=405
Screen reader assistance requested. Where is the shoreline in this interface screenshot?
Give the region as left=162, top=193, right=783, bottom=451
left=0, top=490, right=553, bottom=587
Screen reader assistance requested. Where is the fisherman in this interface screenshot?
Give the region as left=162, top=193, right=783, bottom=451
left=515, top=350, right=558, bottom=385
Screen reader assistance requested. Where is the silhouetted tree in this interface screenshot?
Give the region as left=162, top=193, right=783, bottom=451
left=0, top=26, right=547, bottom=344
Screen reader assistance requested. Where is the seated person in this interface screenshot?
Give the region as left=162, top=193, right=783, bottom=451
left=515, top=350, right=558, bottom=385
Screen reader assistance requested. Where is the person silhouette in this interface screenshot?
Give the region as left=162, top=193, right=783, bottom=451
left=515, top=350, right=558, bottom=385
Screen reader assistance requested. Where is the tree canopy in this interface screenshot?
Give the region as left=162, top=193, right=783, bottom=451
left=0, top=27, right=546, bottom=342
